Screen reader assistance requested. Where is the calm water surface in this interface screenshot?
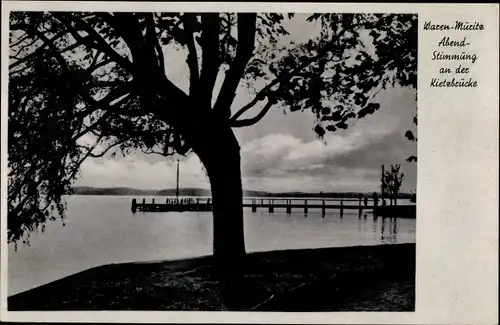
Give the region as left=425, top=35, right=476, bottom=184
left=8, top=195, right=416, bottom=296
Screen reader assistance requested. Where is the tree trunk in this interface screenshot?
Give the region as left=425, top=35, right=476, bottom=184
left=205, top=147, right=246, bottom=261
left=186, top=115, right=246, bottom=262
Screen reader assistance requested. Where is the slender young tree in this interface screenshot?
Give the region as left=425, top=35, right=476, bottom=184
left=383, top=164, right=405, bottom=206
left=8, top=12, right=417, bottom=259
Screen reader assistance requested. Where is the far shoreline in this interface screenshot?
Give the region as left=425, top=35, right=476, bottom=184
left=70, top=186, right=416, bottom=200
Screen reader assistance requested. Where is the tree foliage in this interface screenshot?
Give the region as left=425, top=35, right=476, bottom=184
left=382, top=164, right=405, bottom=205
left=8, top=11, right=417, bottom=246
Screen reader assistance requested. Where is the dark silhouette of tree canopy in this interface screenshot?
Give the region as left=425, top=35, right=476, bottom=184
left=382, top=164, right=405, bottom=206
left=8, top=12, right=417, bottom=258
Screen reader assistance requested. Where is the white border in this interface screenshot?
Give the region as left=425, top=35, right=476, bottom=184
left=1, top=2, right=499, bottom=324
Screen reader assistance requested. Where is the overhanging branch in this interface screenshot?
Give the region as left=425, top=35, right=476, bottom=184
left=181, top=13, right=200, bottom=97
left=230, top=99, right=276, bottom=128
left=97, top=12, right=191, bottom=120
left=142, top=148, right=176, bottom=158
left=53, top=13, right=133, bottom=71
left=80, top=138, right=128, bottom=158
left=213, top=13, right=256, bottom=118
left=9, top=27, right=68, bottom=70
left=198, top=13, right=220, bottom=109
left=145, top=13, right=166, bottom=74
left=229, top=24, right=361, bottom=125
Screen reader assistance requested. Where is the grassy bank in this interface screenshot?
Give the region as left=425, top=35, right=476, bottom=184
left=8, top=243, right=415, bottom=311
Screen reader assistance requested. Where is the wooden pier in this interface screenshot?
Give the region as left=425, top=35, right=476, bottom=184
left=130, top=165, right=416, bottom=219
left=130, top=197, right=415, bottom=218
left=373, top=205, right=416, bottom=219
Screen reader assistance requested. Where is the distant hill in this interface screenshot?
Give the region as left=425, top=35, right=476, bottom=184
left=72, top=186, right=157, bottom=196
left=156, top=188, right=211, bottom=197
left=72, top=186, right=413, bottom=199
left=72, top=186, right=268, bottom=197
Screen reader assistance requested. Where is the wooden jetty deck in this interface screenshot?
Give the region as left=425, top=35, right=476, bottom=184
left=373, top=205, right=416, bottom=219
left=131, top=197, right=415, bottom=218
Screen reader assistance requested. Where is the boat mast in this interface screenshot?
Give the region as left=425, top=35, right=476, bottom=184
left=381, top=164, right=385, bottom=200
left=176, top=159, right=180, bottom=199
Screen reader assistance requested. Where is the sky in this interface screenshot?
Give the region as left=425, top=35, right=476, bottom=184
left=74, top=14, right=417, bottom=193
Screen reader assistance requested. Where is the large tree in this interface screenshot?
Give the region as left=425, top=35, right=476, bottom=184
left=8, top=12, right=417, bottom=259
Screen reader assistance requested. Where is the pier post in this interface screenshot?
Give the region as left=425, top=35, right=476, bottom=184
left=269, top=199, right=274, bottom=213
left=131, top=199, right=137, bottom=213
left=252, top=199, right=257, bottom=213
left=358, top=197, right=362, bottom=218
left=304, top=199, right=308, bottom=214
left=261, top=199, right=264, bottom=207
left=286, top=199, right=291, bottom=214
left=340, top=199, right=344, bottom=218
left=322, top=200, right=325, bottom=218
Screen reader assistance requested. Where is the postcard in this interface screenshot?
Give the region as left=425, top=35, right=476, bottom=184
left=1, top=2, right=498, bottom=324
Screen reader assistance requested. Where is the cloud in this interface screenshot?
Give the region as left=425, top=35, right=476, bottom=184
left=76, top=153, right=209, bottom=190
left=240, top=114, right=399, bottom=178
left=76, top=126, right=393, bottom=192
left=236, top=85, right=417, bottom=193
left=76, top=86, right=417, bottom=193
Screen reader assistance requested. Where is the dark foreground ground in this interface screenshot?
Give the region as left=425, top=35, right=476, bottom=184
left=8, top=243, right=415, bottom=311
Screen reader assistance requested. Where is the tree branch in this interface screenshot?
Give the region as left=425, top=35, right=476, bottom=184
left=18, top=23, right=71, bottom=74
left=68, top=135, right=105, bottom=179
left=82, top=83, right=138, bottom=116
left=81, top=138, right=128, bottom=158
left=9, top=28, right=68, bottom=70
left=142, top=148, right=176, bottom=158
left=10, top=31, right=30, bottom=47
left=198, top=13, right=220, bottom=109
left=99, top=12, right=191, bottom=120
left=230, top=98, right=276, bottom=128
left=229, top=24, right=360, bottom=125
left=145, top=13, right=165, bottom=74
left=181, top=13, right=200, bottom=97
left=213, top=13, right=256, bottom=118
left=89, top=50, right=103, bottom=69
left=53, top=13, right=133, bottom=71
left=229, top=90, right=268, bottom=122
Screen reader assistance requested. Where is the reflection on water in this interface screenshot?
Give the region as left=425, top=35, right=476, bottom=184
left=379, top=217, right=399, bottom=243
left=8, top=195, right=415, bottom=296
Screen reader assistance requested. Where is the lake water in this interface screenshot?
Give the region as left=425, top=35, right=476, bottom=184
left=8, top=195, right=416, bottom=296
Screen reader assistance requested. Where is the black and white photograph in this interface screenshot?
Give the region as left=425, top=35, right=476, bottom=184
left=4, top=5, right=426, bottom=313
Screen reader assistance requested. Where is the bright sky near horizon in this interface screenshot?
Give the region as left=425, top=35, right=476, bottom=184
left=74, top=14, right=417, bottom=193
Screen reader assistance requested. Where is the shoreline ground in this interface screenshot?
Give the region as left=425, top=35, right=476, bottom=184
left=8, top=243, right=415, bottom=311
